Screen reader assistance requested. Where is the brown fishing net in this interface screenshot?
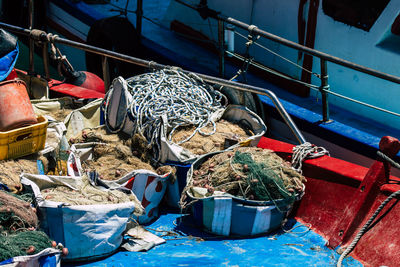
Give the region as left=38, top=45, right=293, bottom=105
left=83, top=147, right=154, bottom=180
left=71, top=128, right=154, bottom=164
left=40, top=175, right=144, bottom=216
left=80, top=143, right=174, bottom=180
left=32, top=98, right=75, bottom=122
left=71, top=127, right=172, bottom=180
left=47, top=108, right=74, bottom=122
left=171, top=119, right=251, bottom=155
left=71, top=127, right=124, bottom=144
left=130, top=134, right=153, bottom=164
left=188, top=147, right=306, bottom=202
left=0, top=156, right=44, bottom=193
left=0, top=190, right=54, bottom=261
left=0, top=190, right=37, bottom=232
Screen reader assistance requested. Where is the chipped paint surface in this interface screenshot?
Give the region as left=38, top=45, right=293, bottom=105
left=68, top=213, right=362, bottom=266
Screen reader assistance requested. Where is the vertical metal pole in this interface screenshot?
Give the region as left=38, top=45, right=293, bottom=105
left=28, top=0, right=35, bottom=74
left=42, top=42, right=50, bottom=80
left=136, top=0, right=143, bottom=39
left=218, top=19, right=225, bottom=78
left=320, top=59, right=331, bottom=122
left=102, top=56, right=110, bottom=91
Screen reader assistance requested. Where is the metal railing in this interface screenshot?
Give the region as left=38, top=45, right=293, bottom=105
left=0, top=21, right=306, bottom=144
left=175, top=0, right=400, bottom=123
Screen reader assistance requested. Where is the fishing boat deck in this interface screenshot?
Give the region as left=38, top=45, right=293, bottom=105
left=64, top=213, right=362, bottom=267
left=56, top=0, right=400, bottom=167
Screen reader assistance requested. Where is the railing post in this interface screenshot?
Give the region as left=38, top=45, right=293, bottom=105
left=320, top=59, right=331, bottom=122
left=102, top=56, right=110, bottom=91
left=218, top=19, right=225, bottom=78
left=28, top=0, right=35, bottom=74
left=42, top=41, right=50, bottom=80
left=136, top=0, right=143, bottom=39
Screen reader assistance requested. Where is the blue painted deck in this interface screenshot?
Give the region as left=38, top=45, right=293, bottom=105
left=66, top=213, right=361, bottom=267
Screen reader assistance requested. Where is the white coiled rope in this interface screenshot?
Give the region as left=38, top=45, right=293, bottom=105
left=123, top=68, right=226, bottom=147
left=292, top=142, right=329, bottom=173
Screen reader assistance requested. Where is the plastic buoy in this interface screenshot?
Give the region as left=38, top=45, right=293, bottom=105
left=73, top=71, right=105, bottom=93
left=63, top=70, right=105, bottom=93
left=0, top=79, right=37, bottom=131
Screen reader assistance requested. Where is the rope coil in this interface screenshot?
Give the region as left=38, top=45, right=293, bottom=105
left=292, top=142, right=329, bottom=173
left=104, top=68, right=226, bottom=157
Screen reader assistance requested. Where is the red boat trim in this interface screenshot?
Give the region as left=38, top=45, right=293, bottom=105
left=257, top=136, right=400, bottom=266
left=49, top=80, right=105, bottom=99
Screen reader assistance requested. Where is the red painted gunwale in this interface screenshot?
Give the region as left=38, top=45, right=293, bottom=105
left=257, top=137, right=400, bottom=267
left=48, top=79, right=105, bottom=99
left=12, top=69, right=105, bottom=99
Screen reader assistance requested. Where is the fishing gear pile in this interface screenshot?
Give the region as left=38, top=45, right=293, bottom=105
left=71, top=127, right=126, bottom=144
left=0, top=190, right=37, bottom=232
left=171, top=119, right=251, bottom=155
left=71, top=127, right=173, bottom=179
left=81, top=143, right=161, bottom=180
left=189, top=147, right=306, bottom=202
left=0, top=190, right=53, bottom=261
left=123, top=68, right=226, bottom=150
left=71, top=127, right=154, bottom=164
left=40, top=175, right=143, bottom=213
left=0, top=158, right=44, bottom=193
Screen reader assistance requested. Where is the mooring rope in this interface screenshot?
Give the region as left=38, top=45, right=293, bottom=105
left=377, top=150, right=400, bottom=169
left=337, top=189, right=400, bottom=267
left=124, top=68, right=225, bottom=148
left=292, top=142, right=329, bottom=173
left=336, top=150, right=400, bottom=266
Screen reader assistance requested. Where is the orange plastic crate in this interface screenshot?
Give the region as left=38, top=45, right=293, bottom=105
left=0, top=116, right=48, bottom=160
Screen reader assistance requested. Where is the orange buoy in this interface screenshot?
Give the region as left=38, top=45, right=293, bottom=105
left=0, top=79, right=37, bottom=131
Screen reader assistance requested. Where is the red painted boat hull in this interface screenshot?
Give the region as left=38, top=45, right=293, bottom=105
left=258, top=137, right=400, bottom=266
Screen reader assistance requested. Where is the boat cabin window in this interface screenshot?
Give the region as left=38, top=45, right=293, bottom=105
left=322, top=0, right=390, bottom=31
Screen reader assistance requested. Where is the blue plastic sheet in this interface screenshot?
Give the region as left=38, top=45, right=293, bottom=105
left=0, top=43, right=18, bottom=81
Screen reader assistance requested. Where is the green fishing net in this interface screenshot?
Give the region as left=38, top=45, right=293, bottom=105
left=232, top=151, right=295, bottom=204
left=0, top=190, right=52, bottom=261
left=0, top=231, right=52, bottom=261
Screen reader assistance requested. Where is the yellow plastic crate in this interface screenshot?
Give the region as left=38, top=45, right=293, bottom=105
left=0, top=116, right=48, bottom=160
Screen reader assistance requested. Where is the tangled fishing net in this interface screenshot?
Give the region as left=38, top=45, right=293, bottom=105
left=40, top=175, right=144, bottom=216
left=32, top=97, right=76, bottom=122
left=171, top=119, right=251, bottom=155
left=0, top=190, right=37, bottom=232
left=0, top=154, right=44, bottom=193
left=71, top=127, right=154, bottom=164
left=0, top=157, right=44, bottom=193
left=186, top=147, right=306, bottom=203
left=0, top=231, right=53, bottom=261
left=82, top=143, right=169, bottom=180
left=41, top=108, right=74, bottom=122
left=71, top=127, right=125, bottom=144
left=70, top=127, right=174, bottom=180
left=116, top=68, right=226, bottom=151
left=0, top=190, right=53, bottom=261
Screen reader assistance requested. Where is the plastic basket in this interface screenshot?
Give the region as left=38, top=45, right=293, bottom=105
left=0, top=116, right=48, bottom=160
